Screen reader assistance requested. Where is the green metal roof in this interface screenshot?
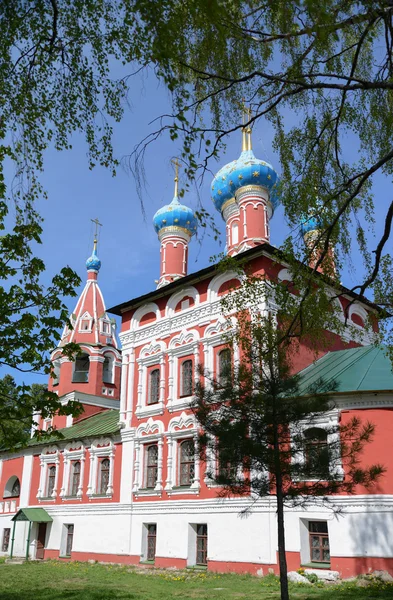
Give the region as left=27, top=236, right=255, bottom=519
left=29, top=409, right=120, bottom=447
left=298, top=345, right=393, bottom=396
left=12, top=508, right=53, bottom=522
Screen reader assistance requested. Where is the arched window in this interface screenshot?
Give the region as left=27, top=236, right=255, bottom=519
left=218, top=348, right=232, bottom=383
left=103, top=355, right=113, bottom=384
left=146, top=445, right=158, bottom=489
left=179, top=439, right=195, bottom=486
left=73, top=353, right=90, bottom=383
left=47, top=465, right=56, bottom=497
left=231, top=222, right=239, bottom=245
left=148, top=369, right=160, bottom=405
left=52, top=359, right=60, bottom=386
left=99, top=458, right=110, bottom=495
left=70, top=461, right=81, bottom=497
left=181, top=359, right=193, bottom=397
left=3, top=476, right=20, bottom=498
left=304, top=428, right=329, bottom=478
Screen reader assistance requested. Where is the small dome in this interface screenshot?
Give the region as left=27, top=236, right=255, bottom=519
left=300, top=214, right=323, bottom=236
left=211, top=149, right=280, bottom=215
left=153, top=195, right=198, bottom=236
left=86, top=242, right=101, bottom=272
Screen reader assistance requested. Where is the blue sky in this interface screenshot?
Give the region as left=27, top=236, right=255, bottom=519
left=6, top=69, right=391, bottom=387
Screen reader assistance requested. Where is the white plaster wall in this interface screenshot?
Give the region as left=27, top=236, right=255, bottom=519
left=0, top=515, right=28, bottom=557
left=45, top=508, right=132, bottom=556
left=20, top=454, right=33, bottom=507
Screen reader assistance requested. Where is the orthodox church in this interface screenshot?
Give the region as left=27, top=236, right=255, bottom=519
left=1, top=127, right=393, bottom=578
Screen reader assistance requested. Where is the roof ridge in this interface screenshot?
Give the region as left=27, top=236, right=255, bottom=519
left=355, top=345, right=382, bottom=389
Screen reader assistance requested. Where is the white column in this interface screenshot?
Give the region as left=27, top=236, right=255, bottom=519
left=59, top=454, right=69, bottom=498
left=136, top=362, right=143, bottom=412
left=165, top=436, right=173, bottom=490
left=126, top=349, right=135, bottom=424
left=78, top=454, right=85, bottom=498
left=191, top=433, right=200, bottom=491
left=167, top=353, right=174, bottom=410
left=87, top=450, right=95, bottom=496
left=133, top=442, right=140, bottom=492
left=52, top=454, right=60, bottom=498
left=120, top=353, right=128, bottom=423
left=159, top=355, right=165, bottom=405
left=155, top=438, right=164, bottom=492
left=107, top=451, right=115, bottom=495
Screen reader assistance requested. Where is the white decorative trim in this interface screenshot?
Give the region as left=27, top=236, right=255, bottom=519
left=37, top=446, right=60, bottom=500
left=60, top=443, right=85, bottom=500
left=165, top=286, right=200, bottom=318
left=131, top=302, right=161, bottom=330
left=87, top=438, right=116, bottom=498
left=207, top=271, right=243, bottom=303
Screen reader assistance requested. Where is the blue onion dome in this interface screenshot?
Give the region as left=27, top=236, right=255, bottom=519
left=86, top=240, right=101, bottom=272
left=211, top=146, right=280, bottom=216
left=153, top=194, right=198, bottom=237
left=300, top=213, right=323, bottom=236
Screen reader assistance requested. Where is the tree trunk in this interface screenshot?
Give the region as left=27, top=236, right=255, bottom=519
left=270, top=359, right=290, bottom=600
left=276, top=481, right=289, bottom=600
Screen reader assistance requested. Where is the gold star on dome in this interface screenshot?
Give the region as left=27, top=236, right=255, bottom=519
left=252, top=170, right=259, bottom=177
left=168, top=207, right=173, bottom=211
left=174, top=218, right=179, bottom=223
left=218, top=190, right=222, bottom=195
left=162, top=219, right=167, bottom=224
left=267, top=174, right=271, bottom=180
left=238, top=174, right=243, bottom=180
left=212, top=185, right=215, bottom=191
left=186, top=220, right=190, bottom=224
left=229, top=180, right=233, bottom=185
left=221, top=176, right=226, bottom=181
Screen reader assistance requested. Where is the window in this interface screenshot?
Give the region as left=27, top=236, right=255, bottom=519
left=73, top=353, right=89, bottom=383
left=179, top=440, right=195, bottom=486
left=231, top=222, right=239, bottom=245
left=196, top=524, right=208, bottom=565
left=309, top=521, right=330, bottom=564
left=147, top=524, right=157, bottom=561
left=304, top=428, right=329, bottom=478
left=145, top=445, right=158, bottom=489
left=65, top=524, right=74, bottom=556
left=218, top=348, right=232, bottom=383
left=2, top=528, right=10, bottom=552
left=10, top=478, right=20, bottom=497
left=148, top=369, right=160, bottom=405
left=103, top=355, right=113, bottom=384
left=47, top=465, right=56, bottom=497
left=102, top=320, right=111, bottom=334
left=52, top=360, right=60, bottom=386
left=181, top=359, right=193, bottom=397
left=3, top=476, right=20, bottom=498
left=99, top=458, right=110, bottom=494
left=70, top=461, right=81, bottom=497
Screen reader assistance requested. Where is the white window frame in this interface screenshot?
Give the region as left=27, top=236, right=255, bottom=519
left=102, top=354, right=115, bottom=384
left=290, top=410, right=344, bottom=482
left=135, top=343, right=166, bottom=418
left=133, top=419, right=164, bottom=497
left=59, top=443, right=85, bottom=501
left=167, top=334, right=199, bottom=412
left=165, top=412, right=200, bottom=495
left=78, top=311, right=93, bottom=333
left=87, top=438, right=115, bottom=498
left=37, top=446, right=60, bottom=500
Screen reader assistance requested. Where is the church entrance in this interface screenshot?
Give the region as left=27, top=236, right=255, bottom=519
left=36, top=523, right=47, bottom=560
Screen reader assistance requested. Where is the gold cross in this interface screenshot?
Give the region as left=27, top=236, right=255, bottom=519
left=171, top=158, right=181, bottom=182
left=91, top=217, right=102, bottom=241
left=171, top=158, right=181, bottom=196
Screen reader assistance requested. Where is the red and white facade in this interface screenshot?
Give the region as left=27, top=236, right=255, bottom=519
left=1, top=150, right=393, bottom=578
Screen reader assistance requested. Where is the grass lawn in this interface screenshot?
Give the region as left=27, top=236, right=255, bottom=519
left=0, top=561, right=392, bottom=600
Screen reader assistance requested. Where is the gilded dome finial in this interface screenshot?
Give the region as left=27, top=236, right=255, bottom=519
left=171, top=157, right=181, bottom=198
